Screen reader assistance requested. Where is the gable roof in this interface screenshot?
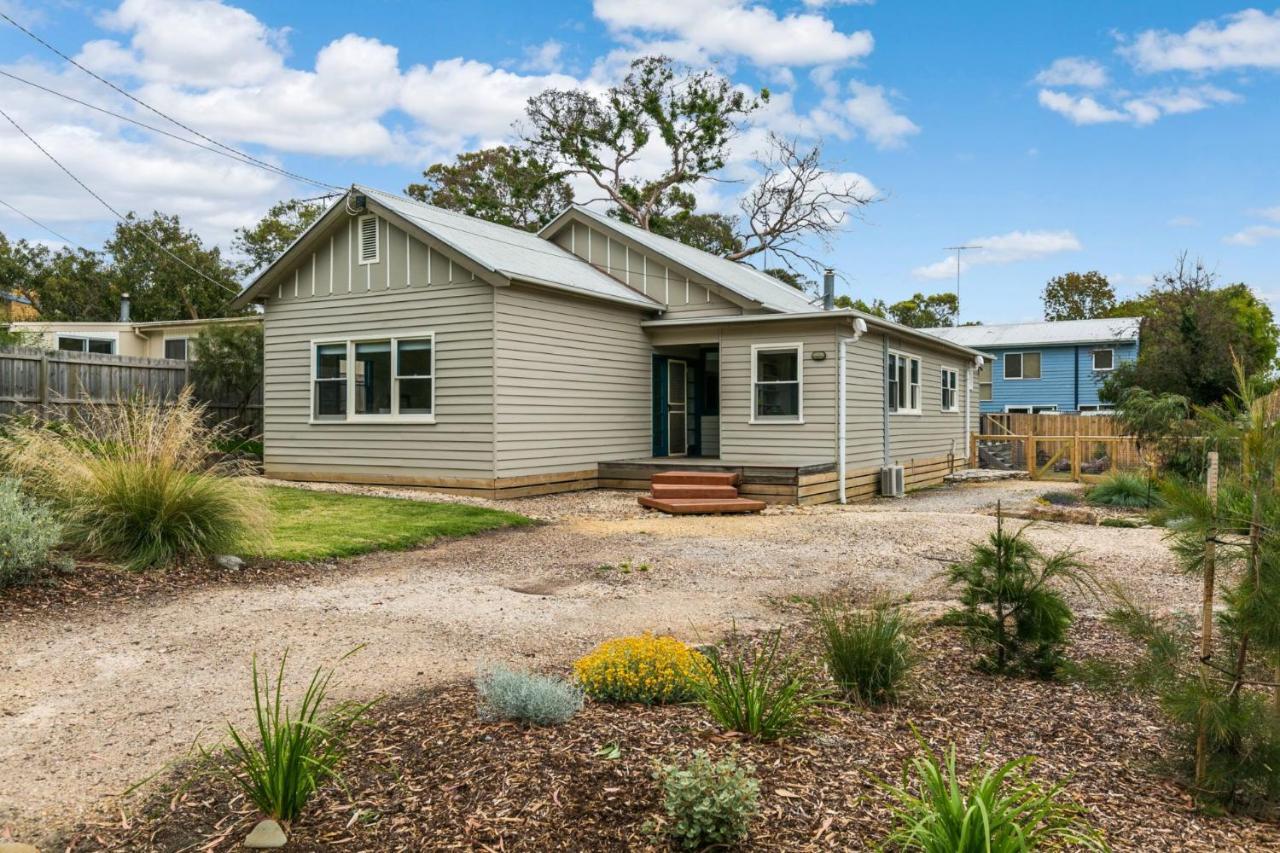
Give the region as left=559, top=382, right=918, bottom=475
left=540, top=205, right=821, bottom=314
left=923, top=317, right=1142, bottom=348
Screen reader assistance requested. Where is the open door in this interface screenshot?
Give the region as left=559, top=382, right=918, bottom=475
left=667, top=359, right=688, bottom=456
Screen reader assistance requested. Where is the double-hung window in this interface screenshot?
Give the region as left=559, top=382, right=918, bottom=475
left=751, top=343, right=802, bottom=422
left=1004, top=351, right=1041, bottom=380
left=941, top=367, right=959, bottom=412
left=312, top=333, right=434, bottom=423
left=888, top=351, right=921, bottom=414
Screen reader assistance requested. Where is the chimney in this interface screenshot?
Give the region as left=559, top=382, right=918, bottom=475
left=119, top=292, right=131, bottom=323
left=822, top=269, right=835, bottom=311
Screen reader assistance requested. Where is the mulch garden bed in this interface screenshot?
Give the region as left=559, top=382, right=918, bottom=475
left=63, top=619, right=1280, bottom=852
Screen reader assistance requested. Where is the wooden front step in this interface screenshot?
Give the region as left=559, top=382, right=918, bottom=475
left=651, top=483, right=739, bottom=499
left=651, top=470, right=739, bottom=487
left=638, top=496, right=767, bottom=514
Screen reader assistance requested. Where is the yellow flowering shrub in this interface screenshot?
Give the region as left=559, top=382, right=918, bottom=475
left=574, top=634, right=710, bottom=704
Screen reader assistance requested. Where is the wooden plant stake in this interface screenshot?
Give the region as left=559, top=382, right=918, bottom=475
left=1195, top=450, right=1218, bottom=787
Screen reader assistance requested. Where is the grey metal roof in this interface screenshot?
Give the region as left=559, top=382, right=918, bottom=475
left=548, top=205, right=821, bottom=314
left=357, top=187, right=662, bottom=309
left=923, top=317, right=1142, bottom=348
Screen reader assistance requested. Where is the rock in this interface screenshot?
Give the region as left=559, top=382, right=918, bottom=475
left=244, top=818, right=287, bottom=848
left=215, top=554, right=245, bottom=570
left=0, top=843, right=42, bottom=853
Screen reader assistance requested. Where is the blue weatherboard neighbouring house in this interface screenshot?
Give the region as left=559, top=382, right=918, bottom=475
left=923, top=317, right=1141, bottom=414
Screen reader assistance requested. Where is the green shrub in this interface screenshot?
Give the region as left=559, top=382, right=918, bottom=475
left=1086, top=472, right=1163, bottom=508
left=655, top=750, right=759, bottom=850
left=945, top=511, right=1096, bottom=677
left=696, top=630, right=828, bottom=741
left=880, top=736, right=1109, bottom=852
left=207, top=650, right=374, bottom=823
left=574, top=634, right=710, bottom=704
left=1, top=391, right=266, bottom=570
left=1099, top=517, right=1141, bottom=529
left=817, top=603, right=913, bottom=705
left=475, top=665, right=583, bottom=726
left=1039, top=490, right=1080, bottom=506
left=0, top=478, right=63, bottom=587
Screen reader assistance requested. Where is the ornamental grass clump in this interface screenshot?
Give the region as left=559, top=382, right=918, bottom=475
left=0, top=390, right=266, bottom=570
left=0, top=477, right=64, bottom=587
left=475, top=664, right=583, bottom=726
left=655, top=750, right=759, bottom=851
left=817, top=602, right=914, bottom=706
left=1086, top=472, right=1163, bottom=509
left=574, top=634, right=709, bottom=704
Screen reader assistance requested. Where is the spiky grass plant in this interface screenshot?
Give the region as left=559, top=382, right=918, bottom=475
left=0, top=390, right=266, bottom=570
left=209, top=649, right=374, bottom=824
left=696, top=629, right=828, bottom=742
left=880, top=735, right=1109, bottom=852
left=1085, top=472, right=1163, bottom=509
left=816, top=602, right=914, bottom=706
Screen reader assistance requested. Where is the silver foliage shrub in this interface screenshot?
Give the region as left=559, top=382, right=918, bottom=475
left=0, top=478, right=63, bottom=587
left=475, top=665, right=583, bottom=726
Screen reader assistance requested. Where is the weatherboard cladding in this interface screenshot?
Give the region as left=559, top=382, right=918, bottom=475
left=979, top=341, right=1138, bottom=413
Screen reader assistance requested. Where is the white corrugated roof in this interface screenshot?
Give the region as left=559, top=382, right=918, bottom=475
left=357, top=186, right=662, bottom=309
left=551, top=205, right=821, bottom=314
left=923, top=317, right=1142, bottom=347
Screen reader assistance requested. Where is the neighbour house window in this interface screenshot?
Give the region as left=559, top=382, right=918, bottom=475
left=357, top=215, right=379, bottom=264
left=1007, top=405, right=1058, bottom=414
left=751, top=343, right=802, bottom=421
left=1092, top=348, right=1114, bottom=371
left=1078, top=404, right=1115, bottom=415
left=1003, top=351, right=1041, bottom=380
left=164, top=338, right=188, bottom=360
left=941, top=367, right=959, bottom=412
left=977, top=360, right=993, bottom=401
left=56, top=335, right=114, bottom=354
left=312, top=334, right=435, bottom=422
left=887, top=351, right=921, bottom=414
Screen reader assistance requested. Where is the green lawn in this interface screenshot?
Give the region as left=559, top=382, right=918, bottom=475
left=262, top=486, right=533, bottom=561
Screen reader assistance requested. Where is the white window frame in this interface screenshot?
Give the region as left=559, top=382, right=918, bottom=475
left=1078, top=404, right=1115, bottom=415
left=163, top=335, right=189, bottom=360
left=888, top=350, right=922, bottom=415
left=749, top=342, right=804, bottom=424
left=1091, top=348, right=1114, bottom=372
left=940, top=367, right=959, bottom=413
left=55, top=333, right=117, bottom=354
left=1005, top=404, right=1058, bottom=414
left=309, top=331, right=436, bottom=424
left=356, top=215, right=380, bottom=265
left=1003, top=350, right=1041, bottom=381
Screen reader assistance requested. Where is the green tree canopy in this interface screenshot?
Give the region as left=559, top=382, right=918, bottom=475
left=405, top=146, right=571, bottom=232
left=105, top=212, right=242, bottom=321
left=834, top=294, right=887, bottom=316
left=190, top=321, right=263, bottom=423
left=3, top=232, right=120, bottom=322
left=233, top=198, right=325, bottom=277
left=1042, top=271, right=1116, bottom=320
left=887, top=292, right=959, bottom=328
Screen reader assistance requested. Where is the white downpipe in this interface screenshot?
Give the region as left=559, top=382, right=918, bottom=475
left=838, top=318, right=868, bottom=504
left=967, top=356, right=983, bottom=469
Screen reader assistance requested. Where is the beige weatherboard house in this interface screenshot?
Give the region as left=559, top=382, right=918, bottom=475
left=231, top=186, right=985, bottom=504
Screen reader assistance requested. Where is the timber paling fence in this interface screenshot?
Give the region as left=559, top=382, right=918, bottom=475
left=0, top=346, right=262, bottom=437
left=972, top=412, right=1143, bottom=482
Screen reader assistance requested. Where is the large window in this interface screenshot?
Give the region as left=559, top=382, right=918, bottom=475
left=312, top=333, right=434, bottom=422
left=888, top=351, right=921, bottom=414
left=941, top=367, right=959, bottom=412
left=1004, top=351, right=1041, bottom=380
left=1091, top=348, right=1114, bottom=371
left=56, top=335, right=114, bottom=354
left=751, top=343, right=802, bottom=422
left=977, top=359, right=993, bottom=401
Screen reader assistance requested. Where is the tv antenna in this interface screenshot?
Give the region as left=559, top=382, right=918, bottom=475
left=944, top=244, right=981, bottom=325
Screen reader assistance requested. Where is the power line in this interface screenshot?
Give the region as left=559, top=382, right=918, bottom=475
left=0, top=105, right=240, bottom=294
left=0, top=69, right=339, bottom=190
left=0, top=11, right=342, bottom=192
left=0, top=195, right=78, bottom=246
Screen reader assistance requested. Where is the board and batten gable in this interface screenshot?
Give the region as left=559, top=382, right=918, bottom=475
left=259, top=212, right=499, bottom=488
left=550, top=221, right=747, bottom=318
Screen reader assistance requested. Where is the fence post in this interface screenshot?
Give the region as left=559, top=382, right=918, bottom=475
left=37, top=350, right=49, bottom=414
left=1071, top=436, right=1081, bottom=482
left=1026, top=437, right=1037, bottom=479
left=1195, top=450, right=1219, bottom=787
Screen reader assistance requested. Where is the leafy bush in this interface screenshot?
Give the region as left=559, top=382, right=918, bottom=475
left=0, top=478, right=63, bottom=587
left=1086, top=472, right=1163, bottom=508
left=817, top=603, right=913, bottom=705
left=1039, top=490, right=1080, bottom=506
left=696, top=630, right=828, bottom=741
left=655, top=750, right=759, bottom=850
left=475, top=665, right=582, bottom=725
left=880, top=736, right=1109, bottom=852
left=1, top=391, right=266, bottom=570
left=208, top=650, right=373, bottom=823
left=945, top=511, right=1095, bottom=677
left=574, top=634, right=709, bottom=704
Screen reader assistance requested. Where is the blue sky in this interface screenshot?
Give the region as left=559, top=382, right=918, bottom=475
left=1, top=0, right=1277, bottom=322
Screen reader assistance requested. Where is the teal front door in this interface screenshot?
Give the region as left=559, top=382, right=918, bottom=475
left=667, top=359, right=688, bottom=456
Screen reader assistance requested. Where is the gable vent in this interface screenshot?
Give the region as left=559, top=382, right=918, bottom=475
left=357, top=215, right=379, bottom=265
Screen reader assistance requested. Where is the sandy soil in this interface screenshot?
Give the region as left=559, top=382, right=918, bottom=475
left=0, top=481, right=1185, bottom=845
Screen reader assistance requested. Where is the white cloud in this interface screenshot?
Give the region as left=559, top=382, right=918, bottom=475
left=1254, top=206, right=1280, bottom=222
left=841, top=80, right=919, bottom=148
left=913, top=230, right=1082, bottom=279
left=592, top=0, right=873, bottom=67
left=1034, top=57, right=1108, bottom=88
left=1037, top=89, right=1128, bottom=124
left=1168, top=215, right=1199, bottom=227
left=518, top=40, right=565, bottom=74
left=1123, top=9, right=1280, bottom=73
left=1038, top=85, right=1240, bottom=126
left=1224, top=225, right=1280, bottom=246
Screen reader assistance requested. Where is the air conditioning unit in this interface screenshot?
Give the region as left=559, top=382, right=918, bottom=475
left=880, top=464, right=905, bottom=498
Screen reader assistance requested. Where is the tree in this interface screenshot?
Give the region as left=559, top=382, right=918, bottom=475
left=834, top=294, right=887, bottom=316
left=1042, top=271, right=1116, bottom=320
left=406, top=146, right=572, bottom=232
left=2, top=233, right=120, bottom=322
left=233, top=198, right=325, bottom=276
left=611, top=187, right=743, bottom=256
left=886, top=292, right=958, bottom=328
left=106, top=212, right=242, bottom=321
left=190, top=321, right=263, bottom=428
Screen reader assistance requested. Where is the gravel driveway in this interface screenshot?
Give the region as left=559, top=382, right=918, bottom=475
left=0, top=480, right=1185, bottom=845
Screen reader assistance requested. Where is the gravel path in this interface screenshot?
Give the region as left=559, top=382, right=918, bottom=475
left=0, top=481, right=1184, bottom=845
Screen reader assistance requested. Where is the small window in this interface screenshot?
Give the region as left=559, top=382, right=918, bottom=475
left=164, top=338, right=188, bottom=360
left=752, top=344, right=802, bottom=421
left=1004, top=351, right=1040, bottom=380
left=941, top=367, right=959, bottom=412
left=396, top=338, right=433, bottom=415
left=314, top=343, right=347, bottom=418
left=1092, top=349, right=1114, bottom=371
left=357, top=215, right=379, bottom=265
left=978, top=360, right=993, bottom=402
left=1078, top=404, right=1115, bottom=415
left=888, top=351, right=921, bottom=414
left=354, top=341, right=392, bottom=415
left=56, top=335, right=114, bottom=354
